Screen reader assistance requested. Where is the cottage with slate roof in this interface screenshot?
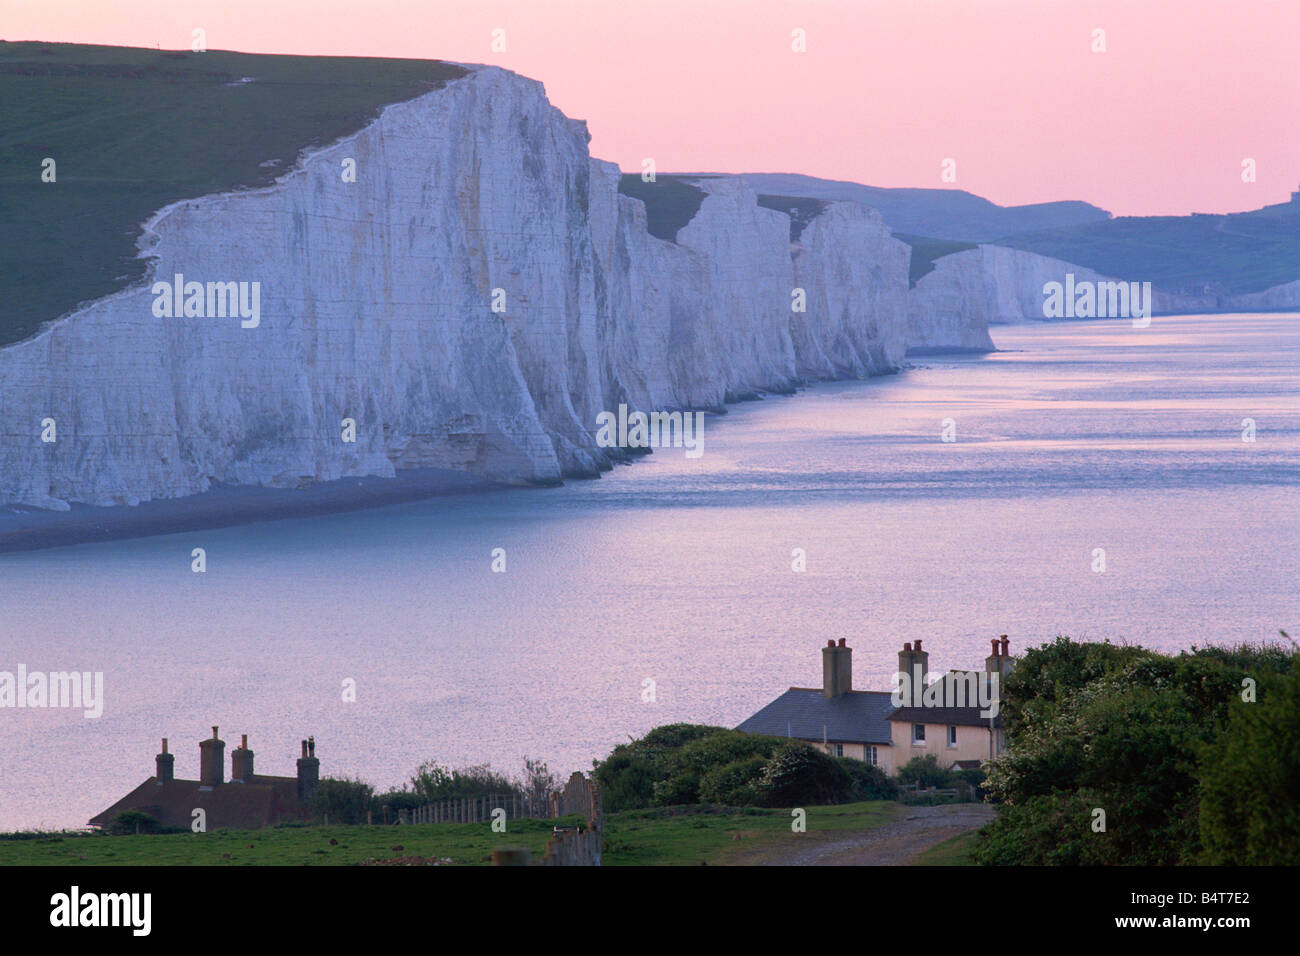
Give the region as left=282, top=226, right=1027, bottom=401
left=736, top=637, right=1012, bottom=774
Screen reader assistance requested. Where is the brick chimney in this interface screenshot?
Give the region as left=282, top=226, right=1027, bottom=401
left=986, top=635, right=1014, bottom=679
left=897, top=640, right=930, bottom=705
left=231, top=734, right=254, bottom=782
left=296, top=736, right=319, bottom=803
left=199, top=726, right=224, bottom=787
left=155, top=738, right=174, bottom=784
left=821, top=638, right=852, bottom=698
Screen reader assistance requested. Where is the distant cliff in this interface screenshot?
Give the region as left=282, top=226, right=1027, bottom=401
left=0, top=65, right=939, bottom=510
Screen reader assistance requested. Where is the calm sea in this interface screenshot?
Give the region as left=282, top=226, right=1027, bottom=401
left=2, top=312, right=1296, bottom=830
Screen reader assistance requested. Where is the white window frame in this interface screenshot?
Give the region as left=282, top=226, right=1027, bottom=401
left=912, top=723, right=926, bottom=743
left=947, top=725, right=958, bottom=747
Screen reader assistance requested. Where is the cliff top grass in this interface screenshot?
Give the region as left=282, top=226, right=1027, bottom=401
left=894, top=233, right=979, bottom=287
left=755, top=194, right=828, bottom=241
left=617, top=174, right=707, bottom=243
left=0, top=41, right=466, bottom=347
left=0, top=801, right=897, bottom=866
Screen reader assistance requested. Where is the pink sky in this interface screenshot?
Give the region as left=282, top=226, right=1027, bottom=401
left=8, top=0, right=1299, bottom=216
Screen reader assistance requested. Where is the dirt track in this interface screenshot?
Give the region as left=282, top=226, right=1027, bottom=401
left=758, top=803, right=995, bottom=866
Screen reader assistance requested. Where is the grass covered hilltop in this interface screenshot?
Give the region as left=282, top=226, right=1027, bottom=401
left=0, top=41, right=465, bottom=346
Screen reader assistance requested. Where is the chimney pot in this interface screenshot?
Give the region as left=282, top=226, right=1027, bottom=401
left=155, top=738, right=175, bottom=783
left=241, top=734, right=248, bottom=749
left=822, top=639, right=851, bottom=698
left=199, top=728, right=225, bottom=787
left=903, top=642, right=912, bottom=652
left=914, top=639, right=923, bottom=651
left=1000, top=636, right=1010, bottom=654
left=297, top=736, right=321, bottom=803
left=991, top=639, right=1000, bottom=654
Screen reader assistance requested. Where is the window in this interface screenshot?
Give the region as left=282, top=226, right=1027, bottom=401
left=867, top=745, right=878, bottom=766
left=831, top=742, right=844, bottom=758
left=912, top=723, right=926, bottom=743
left=947, top=725, right=958, bottom=747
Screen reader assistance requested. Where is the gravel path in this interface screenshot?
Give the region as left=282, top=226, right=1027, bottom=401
left=764, top=803, right=995, bottom=866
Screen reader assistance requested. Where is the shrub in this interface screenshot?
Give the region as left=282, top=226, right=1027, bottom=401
left=699, top=756, right=768, bottom=806
left=308, top=776, right=374, bottom=825
left=896, top=755, right=956, bottom=789
left=104, top=811, right=180, bottom=835
left=409, top=761, right=518, bottom=801
left=836, top=758, right=898, bottom=800
left=754, top=742, right=851, bottom=807
left=652, top=771, right=701, bottom=807
left=1198, top=667, right=1300, bottom=864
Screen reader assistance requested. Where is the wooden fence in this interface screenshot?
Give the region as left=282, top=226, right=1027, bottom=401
left=387, top=792, right=555, bottom=825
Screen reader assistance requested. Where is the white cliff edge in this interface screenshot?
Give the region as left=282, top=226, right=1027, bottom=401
left=0, top=65, right=928, bottom=510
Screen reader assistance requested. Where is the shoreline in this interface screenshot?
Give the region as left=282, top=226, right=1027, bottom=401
left=0, top=469, right=514, bottom=554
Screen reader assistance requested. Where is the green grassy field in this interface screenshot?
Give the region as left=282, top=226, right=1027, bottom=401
left=912, top=828, right=980, bottom=866
left=0, top=41, right=465, bottom=346
left=0, top=802, right=899, bottom=866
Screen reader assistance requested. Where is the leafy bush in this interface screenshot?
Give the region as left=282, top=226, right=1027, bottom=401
left=837, top=758, right=898, bottom=800
left=754, top=742, right=850, bottom=807
left=976, top=637, right=1298, bottom=865
left=595, top=725, right=868, bottom=810
left=896, top=755, right=957, bottom=789
left=1198, top=667, right=1300, bottom=864
left=104, top=811, right=181, bottom=835
left=308, top=776, right=374, bottom=824
left=652, top=771, right=702, bottom=807
left=699, top=756, right=768, bottom=806
left=409, top=761, right=519, bottom=801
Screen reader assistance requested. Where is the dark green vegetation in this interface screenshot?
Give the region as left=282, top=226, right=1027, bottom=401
left=593, top=723, right=897, bottom=812
left=976, top=636, right=1300, bottom=865
left=755, top=193, right=828, bottom=240
left=893, top=232, right=979, bottom=286
left=896, top=754, right=984, bottom=793
left=0, top=41, right=466, bottom=346
left=306, top=756, right=561, bottom=823
left=996, top=201, right=1300, bottom=295
left=0, top=803, right=899, bottom=866
left=617, top=174, right=707, bottom=242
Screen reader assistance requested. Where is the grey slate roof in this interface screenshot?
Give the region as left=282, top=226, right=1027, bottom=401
left=888, top=706, right=1004, bottom=729
left=736, top=688, right=895, bottom=744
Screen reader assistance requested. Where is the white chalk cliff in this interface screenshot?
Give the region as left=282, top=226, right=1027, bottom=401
left=0, top=65, right=933, bottom=510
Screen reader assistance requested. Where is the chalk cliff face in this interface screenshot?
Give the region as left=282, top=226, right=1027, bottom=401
left=0, top=66, right=928, bottom=510
left=906, top=249, right=998, bottom=353
left=906, top=243, right=1228, bottom=349
left=790, top=201, right=911, bottom=378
